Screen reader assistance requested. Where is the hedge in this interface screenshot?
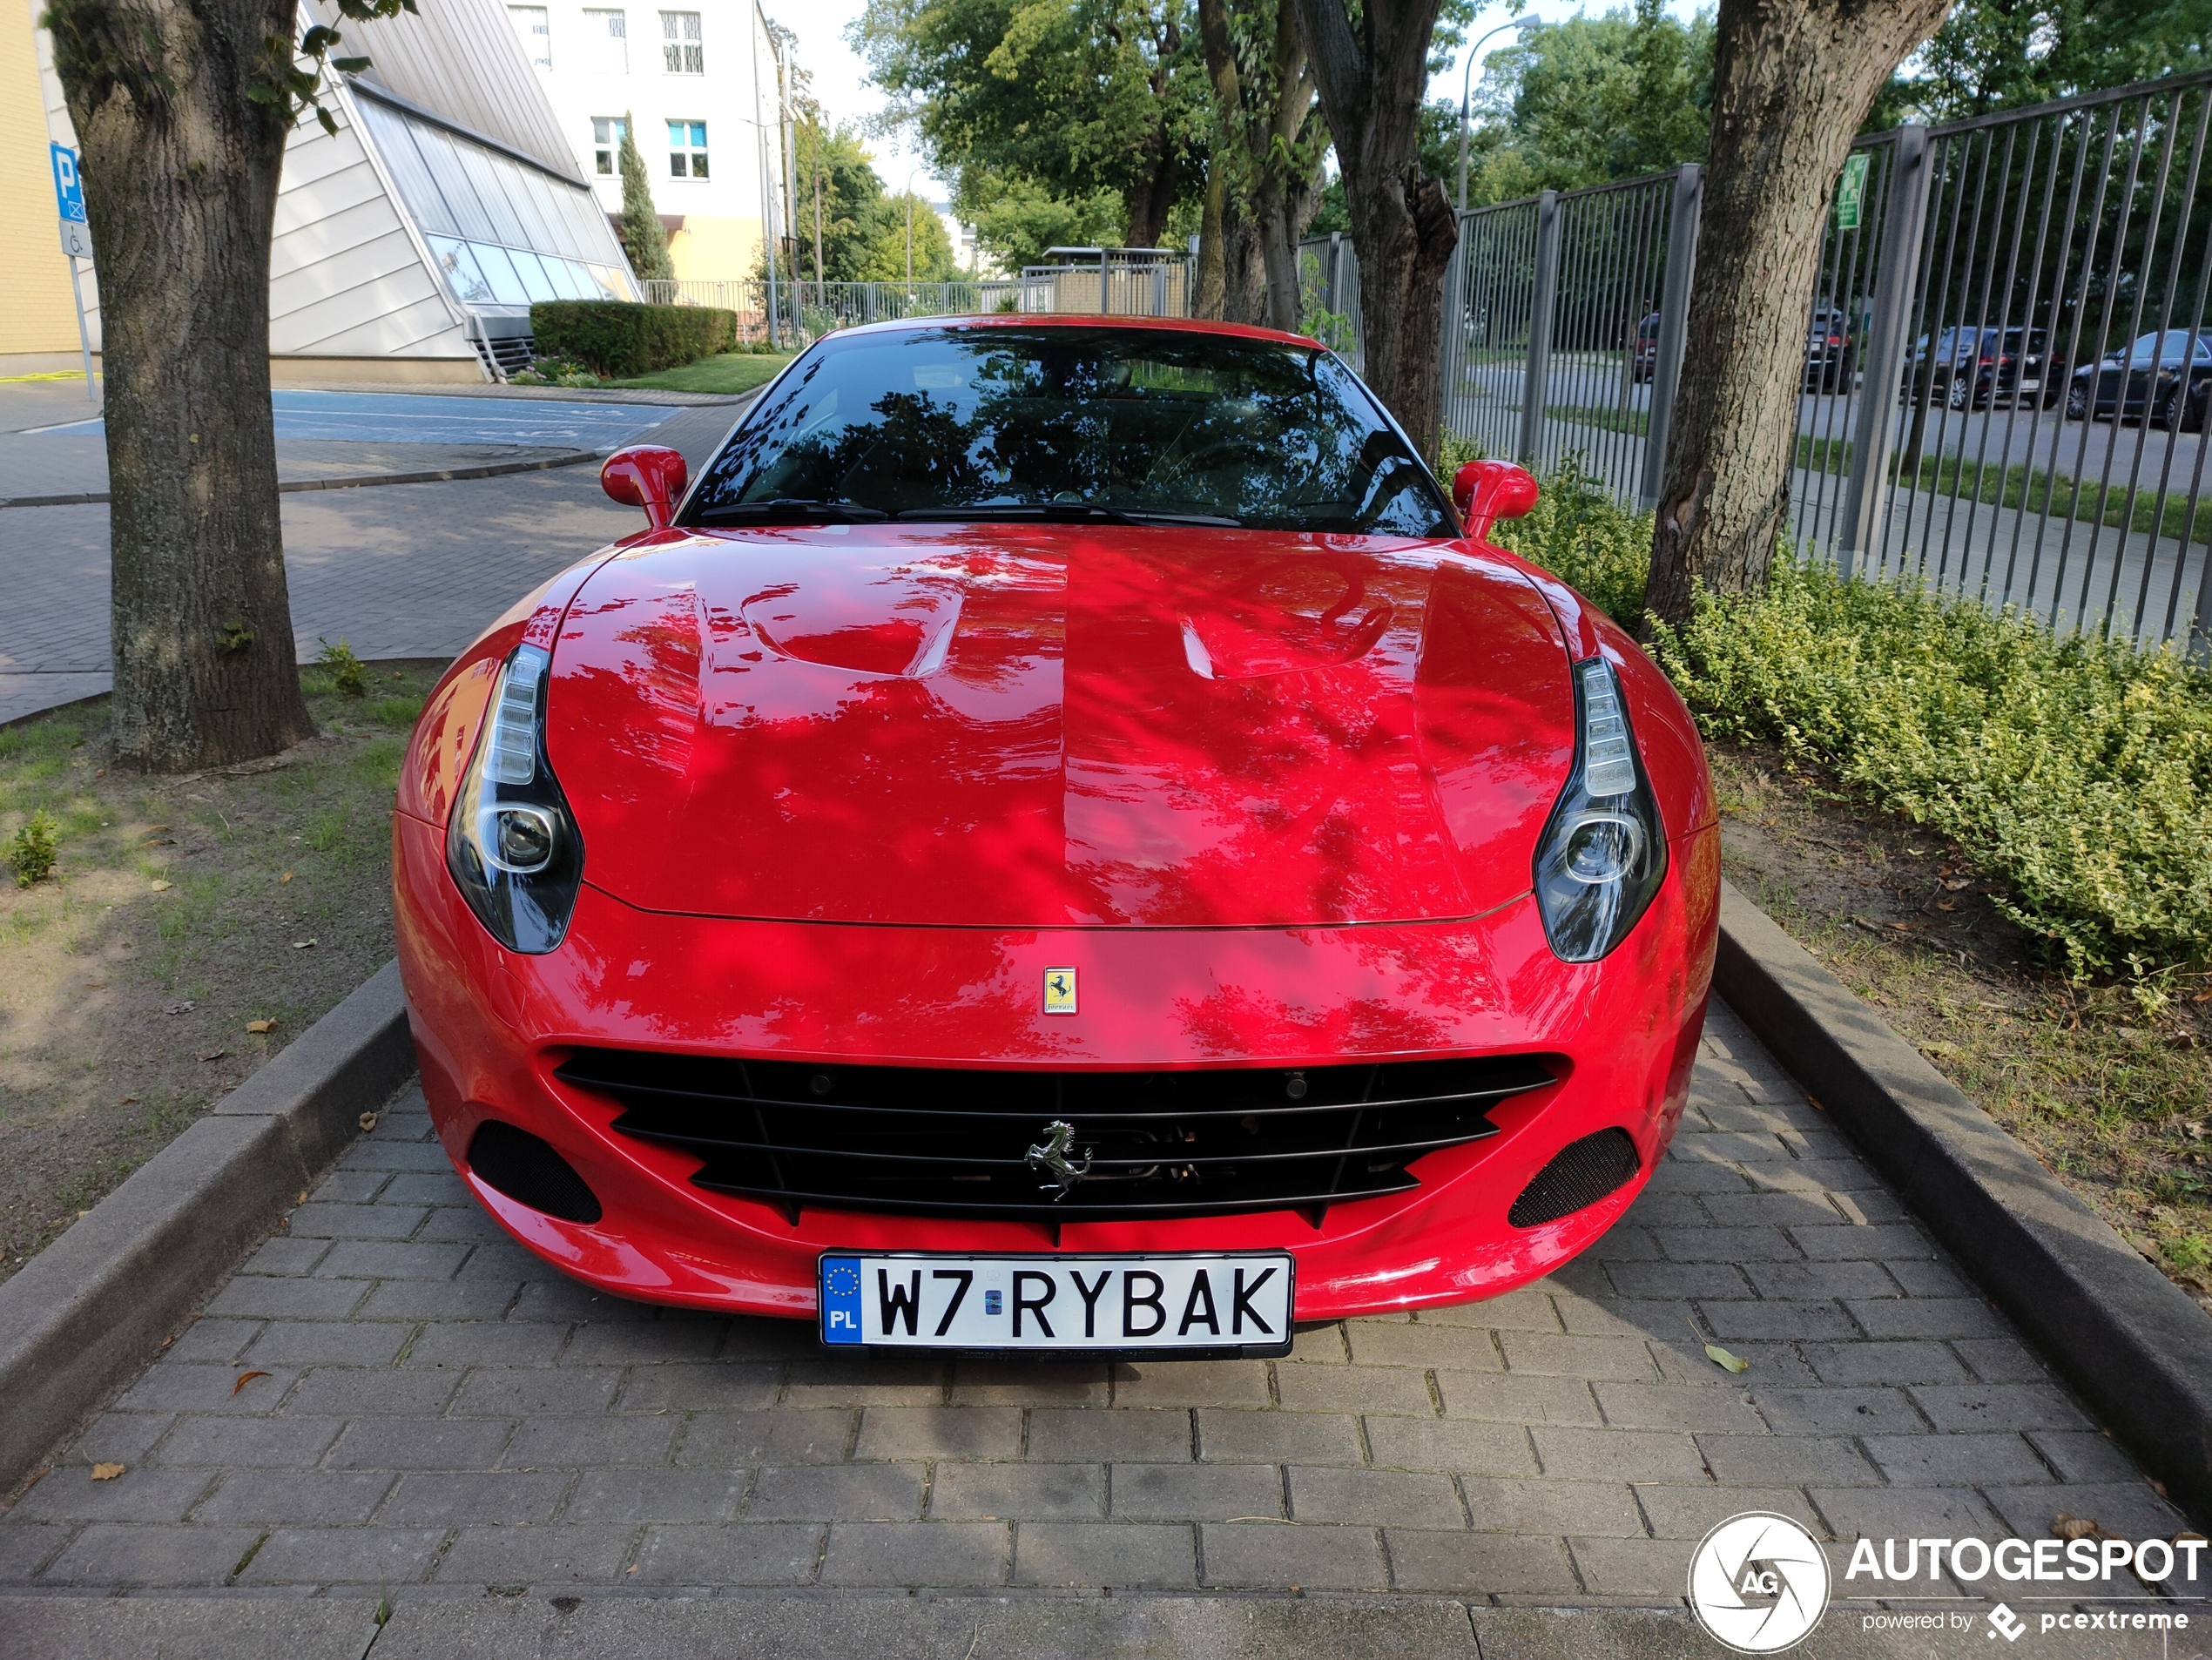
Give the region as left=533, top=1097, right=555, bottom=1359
left=529, top=300, right=737, bottom=378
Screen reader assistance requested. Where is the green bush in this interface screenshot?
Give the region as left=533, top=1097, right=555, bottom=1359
left=1487, top=463, right=2212, bottom=977
left=7, top=809, right=58, bottom=887
left=529, top=300, right=737, bottom=378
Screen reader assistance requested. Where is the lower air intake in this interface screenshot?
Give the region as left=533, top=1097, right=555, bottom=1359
left=1507, top=1128, right=1641, bottom=1227
left=468, top=1119, right=602, bottom=1225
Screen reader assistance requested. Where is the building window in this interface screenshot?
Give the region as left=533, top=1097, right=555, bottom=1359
left=508, top=5, right=550, bottom=68
left=667, top=120, right=708, bottom=178
left=592, top=117, right=627, bottom=175
left=660, top=10, right=702, bottom=74
left=584, top=8, right=627, bottom=72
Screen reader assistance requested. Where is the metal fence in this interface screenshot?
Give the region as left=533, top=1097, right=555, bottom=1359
left=1419, top=70, right=2212, bottom=651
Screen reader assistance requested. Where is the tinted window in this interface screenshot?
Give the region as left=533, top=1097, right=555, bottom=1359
left=684, top=325, right=1456, bottom=537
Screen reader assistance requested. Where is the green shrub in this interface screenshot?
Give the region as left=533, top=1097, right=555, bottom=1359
left=529, top=300, right=738, bottom=378
left=1485, top=457, right=1652, bottom=628
left=316, top=636, right=368, bottom=698
left=7, top=809, right=58, bottom=887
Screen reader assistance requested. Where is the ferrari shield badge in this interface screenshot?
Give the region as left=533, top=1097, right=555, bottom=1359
left=1042, top=967, right=1077, bottom=1015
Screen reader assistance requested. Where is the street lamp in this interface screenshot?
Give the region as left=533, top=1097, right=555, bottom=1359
left=1458, top=15, right=1541, bottom=213
left=904, top=165, right=924, bottom=290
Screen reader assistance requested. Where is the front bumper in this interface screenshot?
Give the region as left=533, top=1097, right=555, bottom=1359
left=395, top=811, right=1720, bottom=1321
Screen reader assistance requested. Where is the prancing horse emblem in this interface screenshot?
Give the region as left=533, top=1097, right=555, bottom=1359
left=1026, top=1119, right=1093, bottom=1198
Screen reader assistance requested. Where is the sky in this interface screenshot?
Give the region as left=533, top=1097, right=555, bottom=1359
left=773, top=0, right=1694, bottom=199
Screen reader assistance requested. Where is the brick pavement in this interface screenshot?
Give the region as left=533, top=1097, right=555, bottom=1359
left=1, top=1002, right=2189, bottom=1606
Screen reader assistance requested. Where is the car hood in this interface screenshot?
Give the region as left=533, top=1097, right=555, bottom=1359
left=548, top=523, right=1576, bottom=928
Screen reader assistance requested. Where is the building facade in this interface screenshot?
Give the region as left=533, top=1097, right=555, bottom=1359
left=14, top=0, right=650, bottom=381
left=505, top=0, right=789, bottom=283
left=1, top=0, right=90, bottom=375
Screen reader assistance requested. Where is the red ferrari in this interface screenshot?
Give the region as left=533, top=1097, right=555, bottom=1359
left=394, top=316, right=1716, bottom=1358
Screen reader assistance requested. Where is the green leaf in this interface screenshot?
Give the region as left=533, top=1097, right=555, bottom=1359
left=1704, top=1342, right=1750, bottom=1374
left=317, top=105, right=338, bottom=137
left=332, top=56, right=369, bottom=71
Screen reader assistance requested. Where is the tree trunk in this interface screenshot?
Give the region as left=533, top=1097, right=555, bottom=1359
left=1288, top=0, right=1456, bottom=457
left=1123, top=143, right=1179, bottom=250
left=1642, top=0, right=1949, bottom=630
left=1197, top=164, right=1228, bottom=318
left=48, top=0, right=314, bottom=771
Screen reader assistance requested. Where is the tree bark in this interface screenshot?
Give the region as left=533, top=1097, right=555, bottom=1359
left=1200, top=0, right=1325, bottom=334
left=1642, top=0, right=1949, bottom=631
left=1288, top=0, right=1456, bottom=457
left=47, top=0, right=314, bottom=770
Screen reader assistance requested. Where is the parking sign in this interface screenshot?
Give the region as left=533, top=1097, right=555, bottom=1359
left=1833, top=152, right=1869, bottom=233
left=52, top=142, right=92, bottom=258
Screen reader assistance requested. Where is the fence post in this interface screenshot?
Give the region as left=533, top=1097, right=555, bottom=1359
left=1437, top=212, right=1467, bottom=451
left=1637, top=164, right=1702, bottom=510
left=1838, top=126, right=1931, bottom=577
left=1517, top=190, right=1561, bottom=467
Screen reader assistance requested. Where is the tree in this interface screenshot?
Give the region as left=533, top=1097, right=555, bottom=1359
left=617, top=113, right=674, bottom=283
left=1642, top=0, right=1950, bottom=631
left=853, top=0, right=1205, bottom=261
left=44, top=0, right=408, bottom=770
left=1878, top=0, right=2212, bottom=123
left=1194, top=0, right=1326, bottom=330
left=1290, top=0, right=1458, bottom=456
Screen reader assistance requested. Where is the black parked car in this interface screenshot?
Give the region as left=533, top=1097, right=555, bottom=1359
left=1804, top=307, right=1856, bottom=390
left=2063, top=329, right=2212, bottom=430
left=1630, top=312, right=1661, bottom=384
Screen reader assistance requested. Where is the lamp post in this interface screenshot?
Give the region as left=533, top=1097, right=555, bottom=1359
left=1458, top=15, right=1541, bottom=213
left=904, top=165, right=924, bottom=293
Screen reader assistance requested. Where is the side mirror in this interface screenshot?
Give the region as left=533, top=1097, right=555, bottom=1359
left=1452, top=459, right=1540, bottom=543
left=601, top=446, right=689, bottom=530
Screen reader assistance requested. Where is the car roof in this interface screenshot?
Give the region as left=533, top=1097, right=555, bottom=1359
left=808, top=314, right=1330, bottom=352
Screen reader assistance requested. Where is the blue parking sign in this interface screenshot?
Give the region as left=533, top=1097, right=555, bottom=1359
left=51, top=144, right=85, bottom=223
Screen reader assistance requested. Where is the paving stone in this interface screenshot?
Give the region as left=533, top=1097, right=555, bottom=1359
left=560, top=1319, right=725, bottom=1366
left=745, top=1463, right=924, bottom=1521
left=717, top=1318, right=828, bottom=1360
left=1362, top=1417, right=1539, bottom=1476
left=241, top=1237, right=334, bottom=1277
left=1634, top=1484, right=1815, bottom=1538
left=280, top=1368, right=462, bottom=1419
left=314, top=1241, right=472, bottom=1279
left=1498, top=1333, right=1661, bottom=1381
left=1110, top=1461, right=1285, bottom=1520
left=1386, top=1530, right=1581, bottom=1594
left=818, top=1521, right=1009, bottom=1587
left=406, top=1321, right=570, bottom=1367
left=1530, top=1427, right=1707, bottom=1483
left=1583, top=1225, right=1661, bottom=1261
left=1415, top=1287, right=1563, bottom=1332
left=1859, top=1433, right=2051, bottom=1486
left=286, top=1202, right=430, bottom=1239
left=1026, top=1407, right=1191, bottom=1463
left=414, top=1206, right=509, bottom=1244
left=381, top=1470, right=570, bottom=1524
left=930, top=1462, right=1103, bottom=1520
left=1603, top=1262, right=1757, bottom=1300
left=1695, top=1434, right=1884, bottom=1488
left=1548, top=1295, right=1689, bottom=1341
left=1908, top=1384, right=2092, bottom=1434
left=1288, top=1324, right=1352, bottom=1362
left=631, top=1522, right=823, bottom=1584
left=1200, top=1522, right=1386, bottom=1589
left=507, top=1280, right=663, bottom=1325
left=1979, top=1481, right=2186, bottom=1546
left=1274, top=1363, right=1435, bottom=1417
left=1649, top=1226, right=1804, bottom=1263
left=36, top=1523, right=260, bottom=1588
left=678, top=1411, right=854, bottom=1467
left=1567, top=1534, right=1689, bottom=1596
left=1433, top=1371, right=1601, bottom=1427
left=1196, top=1408, right=1363, bottom=1466
left=1012, top=1522, right=1196, bottom=1588
left=1288, top=1466, right=1465, bottom=1528
left=1750, top=1387, right=1925, bottom=1435
left=240, top=1526, right=446, bottom=1586
left=150, top=1414, right=344, bottom=1468
left=1795, top=1225, right=1933, bottom=1261
left=1746, top=1159, right=1885, bottom=1194
left=1949, top=1338, right=2049, bottom=1383
left=1740, top=1260, right=1899, bottom=1301
left=64, top=1413, right=178, bottom=1467
left=1846, top=1298, right=2007, bottom=1339
left=1807, top=1485, right=2000, bottom=1540
left=616, top=1364, right=782, bottom=1414
left=852, top=1407, right=1023, bottom=1461
left=205, top=1278, right=365, bottom=1320
left=317, top=1169, right=396, bottom=1204
left=1457, top=1476, right=1641, bottom=1536
left=245, top=1322, right=409, bottom=1367
left=2023, top=1430, right=2142, bottom=1486
left=1698, top=1301, right=1859, bottom=1342
left=948, top=1361, right=1109, bottom=1407
left=435, top=1524, right=635, bottom=1584
left=356, top=1279, right=523, bottom=1321
left=504, top=1415, right=680, bottom=1468
left=1590, top=1382, right=1763, bottom=1433
left=327, top=1418, right=514, bottom=1470
left=1343, top=1322, right=1504, bottom=1370
left=337, top=1140, right=454, bottom=1171
left=10, top=1468, right=214, bottom=1523
left=0, top=1524, right=70, bottom=1584
left=1109, top=1360, right=1271, bottom=1409
left=1880, top=1259, right=1974, bottom=1299
left=448, top=1366, right=621, bottom=1418
left=192, top=1471, right=395, bottom=1524
left=374, top=1171, right=458, bottom=1205
left=780, top=1359, right=949, bottom=1407
left=562, top=1468, right=752, bottom=1522
left=1802, top=1340, right=1971, bottom=1386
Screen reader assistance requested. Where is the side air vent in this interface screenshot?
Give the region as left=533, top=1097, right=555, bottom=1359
left=1507, top=1128, right=1641, bottom=1227
left=468, top=1119, right=602, bottom=1225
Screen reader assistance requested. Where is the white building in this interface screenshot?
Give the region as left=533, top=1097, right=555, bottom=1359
left=503, top=0, right=790, bottom=284
left=24, top=0, right=646, bottom=381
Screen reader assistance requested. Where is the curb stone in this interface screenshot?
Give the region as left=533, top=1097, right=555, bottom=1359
left=0, top=449, right=600, bottom=510
left=1711, top=879, right=2212, bottom=1524
left=0, top=962, right=412, bottom=1498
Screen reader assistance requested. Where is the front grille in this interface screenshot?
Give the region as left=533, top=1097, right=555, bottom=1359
left=557, top=1049, right=1559, bottom=1226
left=468, top=1119, right=603, bottom=1225
left=1507, top=1128, right=1641, bottom=1227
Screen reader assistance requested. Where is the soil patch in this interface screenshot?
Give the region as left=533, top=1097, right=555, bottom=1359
left=1711, top=740, right=2212, bottom=1314
left=0, top=661, right=442, bottom=1281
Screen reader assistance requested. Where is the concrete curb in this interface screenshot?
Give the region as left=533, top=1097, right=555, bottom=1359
left=0, top=962, right=413, bottom=1497
left=1712, top=879, right=2212, bottom=1522
left=0, top=449, right=599, bottom=509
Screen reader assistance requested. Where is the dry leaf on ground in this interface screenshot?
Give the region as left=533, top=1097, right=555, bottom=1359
left=89, top=1462, right=125, bottom=1481
left=2054, top=1514, right=2100, bottom=1541
left=246, top=1020, right=274, bottom=1034
left=149, top=881, right=171, bottom=892
left=358, top=1111, right=379, bottom=1132
left=232, top=1370, right=270, bottom=1395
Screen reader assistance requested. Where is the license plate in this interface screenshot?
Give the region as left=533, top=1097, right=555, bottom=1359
left=818, top=1252, right=1295, bottom=1358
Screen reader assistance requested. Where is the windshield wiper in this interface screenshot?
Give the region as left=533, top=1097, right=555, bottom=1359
left=694, top=499, right=890, bottom=524
left=893, top=504, right=1242, bottom=528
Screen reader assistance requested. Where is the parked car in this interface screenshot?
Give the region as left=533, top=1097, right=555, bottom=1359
left=1630, top=312, right=1661, bottom=383
left=1932, top=327, right=2055, bottom=409
left=2063, top=328, right=2212, bottom=430
left=1804, top=307, right=1856, bottom=390
left=393, top=315, right=1719, bottom=1343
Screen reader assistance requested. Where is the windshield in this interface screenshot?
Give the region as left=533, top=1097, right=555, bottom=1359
left=682, top=324, right=1457, bottom=536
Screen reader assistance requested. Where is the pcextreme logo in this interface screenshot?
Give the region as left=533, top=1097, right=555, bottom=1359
left=1689, top=1512, right=1832, bottom=1653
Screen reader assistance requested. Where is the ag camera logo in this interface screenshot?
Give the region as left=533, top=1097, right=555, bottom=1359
left=1689, top=1511, right=1832, bottom=1653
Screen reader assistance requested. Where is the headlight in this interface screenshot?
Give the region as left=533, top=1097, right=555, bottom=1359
left=446, top=644, right=585, bottom=954
left=1533, top=658, right=1668, bottom=962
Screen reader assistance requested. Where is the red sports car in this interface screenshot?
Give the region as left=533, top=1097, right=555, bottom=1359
left=394, top=316, right=1716, bottom=1358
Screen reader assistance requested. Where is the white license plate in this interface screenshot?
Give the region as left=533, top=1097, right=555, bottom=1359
left=818, top=1252, right=1295, bottom=1357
